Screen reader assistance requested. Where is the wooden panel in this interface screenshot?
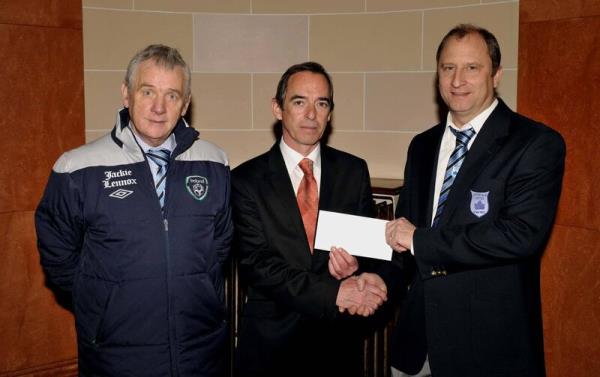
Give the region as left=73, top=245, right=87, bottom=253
left=518, top=2, right=600, bottom=376
left=0, top=1, right=83, bottom=376
left=0, top=24, right=85, bottom=213
left=520, top=0, right=600, bottom=22
left=518, top=17, right=600, bottom=230
left=0, top=212, right=77, bottom=374
left=0, top=0, right=81, bottom=28
left=541, top=225, right=600, bottom=377
left=0, top=359, right=77, bottom=377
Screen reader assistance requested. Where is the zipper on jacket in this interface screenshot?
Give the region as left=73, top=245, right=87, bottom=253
left=145, top=147, right=177, bottom=375
left=162, top=165, right=179, bottom=377
left=163, top=216, right=178, bottom=376
left=136, top=131, right=183, bottom=376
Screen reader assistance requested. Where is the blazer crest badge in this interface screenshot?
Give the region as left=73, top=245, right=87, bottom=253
left=470, top=190, right=489, bottom=218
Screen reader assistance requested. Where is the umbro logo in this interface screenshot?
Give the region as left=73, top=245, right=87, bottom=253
left=109, top=189, right=133, bottom=199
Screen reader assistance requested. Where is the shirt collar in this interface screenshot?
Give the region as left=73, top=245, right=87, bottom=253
left=129, top=122, right=176, bottom=154
left=279, top=139, right=321, bottom=174
left=446, top=98, right=499, bottom=134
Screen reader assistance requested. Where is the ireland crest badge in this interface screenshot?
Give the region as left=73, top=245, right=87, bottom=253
left=185, top=176, right=208, bottom=201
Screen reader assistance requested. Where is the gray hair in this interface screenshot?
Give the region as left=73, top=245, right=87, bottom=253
left=124, top=44, right=191, bottom=99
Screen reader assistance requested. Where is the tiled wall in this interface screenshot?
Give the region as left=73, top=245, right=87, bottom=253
left=83, top=0, right=518, bottom=179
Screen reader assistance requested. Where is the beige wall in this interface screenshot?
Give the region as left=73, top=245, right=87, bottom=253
left=83, top=0, right=518, bottom=179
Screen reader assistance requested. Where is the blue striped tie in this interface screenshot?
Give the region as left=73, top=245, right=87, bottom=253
left=432, top=127, right=476, bottom=227
left=146, top=148, right=171, bottom=210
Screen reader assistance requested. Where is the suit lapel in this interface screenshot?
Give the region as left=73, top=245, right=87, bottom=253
left=424, top=127, right=445, bottom=226
left=318, top=145, right=336, bottom=211
left=311, top=145, right=337, bottom=270
left=439, top=100, right=512, bottom=225
left=265, top=143, right=312, bottom=266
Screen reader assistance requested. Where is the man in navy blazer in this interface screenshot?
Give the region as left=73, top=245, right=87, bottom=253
left=232, top=62, right=399, bottom=377
left=386, top=25, right=565, bottom=377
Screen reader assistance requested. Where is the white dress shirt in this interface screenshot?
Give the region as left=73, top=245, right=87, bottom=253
left=279, top=139, right=322, bottom=196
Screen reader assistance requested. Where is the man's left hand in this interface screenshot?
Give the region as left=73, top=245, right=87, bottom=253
left=328, top=246, right=359, bottom=280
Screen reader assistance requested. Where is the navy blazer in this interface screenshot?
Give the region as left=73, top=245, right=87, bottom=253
left=232, top=142, right=399, bottom=377
left=391, top=99, right=565, bottom=377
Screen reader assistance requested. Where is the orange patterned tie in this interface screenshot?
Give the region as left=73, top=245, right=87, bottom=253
left=297, top=158, right=318, bottom=253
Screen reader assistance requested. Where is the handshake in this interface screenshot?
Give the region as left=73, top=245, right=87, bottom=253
left=330, top=247, right=387, bottom=317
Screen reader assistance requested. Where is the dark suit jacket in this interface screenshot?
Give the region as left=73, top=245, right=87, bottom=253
left=391, top=99, right=565, bottom=377
left=232, top=142, right=399, bottom=377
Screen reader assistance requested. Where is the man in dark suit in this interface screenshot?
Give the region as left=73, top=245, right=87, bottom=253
left=386, top=24, right=565, bottom=377
left=232, top=62, right=396, bottom=377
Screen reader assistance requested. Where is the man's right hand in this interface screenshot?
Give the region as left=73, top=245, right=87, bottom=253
left=385, top=217, right=415, bottom=252
left=336, top=273, right=387, bottom=317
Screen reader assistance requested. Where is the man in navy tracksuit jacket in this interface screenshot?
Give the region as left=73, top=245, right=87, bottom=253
left=35, top=45, right=232, bottom=377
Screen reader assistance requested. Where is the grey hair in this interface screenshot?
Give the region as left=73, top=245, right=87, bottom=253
left=124, top=44, right=191, bottom=99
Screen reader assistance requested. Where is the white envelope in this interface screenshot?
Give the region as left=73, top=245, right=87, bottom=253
left=314, top=210, right=392, bottom=261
